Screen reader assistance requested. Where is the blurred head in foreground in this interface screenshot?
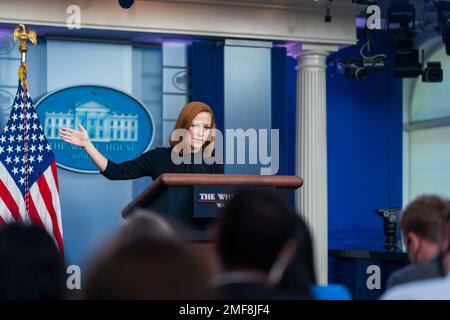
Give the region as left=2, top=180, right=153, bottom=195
left=401, top=195, right=450, bottom=264
left=279, top=214, right=316, bottom=295
left=84, top=237, right=214, bottom=299
left=85, top=211, right=213, bottom=300
left=117, top=209, right=176, bottom=244
left=441, top=210, right=450, bottom=275
left=215, top=189, right=299, bottom=286
left=0, top=223, right=66, bottom=300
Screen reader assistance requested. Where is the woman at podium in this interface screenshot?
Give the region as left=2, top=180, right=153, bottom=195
left=58, top=101, right=223, bottom=180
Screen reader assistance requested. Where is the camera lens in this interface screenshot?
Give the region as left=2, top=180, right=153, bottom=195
left=355, top=67, right=368, bottom=80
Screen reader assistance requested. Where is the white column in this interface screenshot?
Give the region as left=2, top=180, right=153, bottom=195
left=290, top=43, right=337, bottom=285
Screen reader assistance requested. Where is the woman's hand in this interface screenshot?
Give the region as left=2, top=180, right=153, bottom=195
left=58, top=123, right=107, bottom=171
left=59, top=123, right=90, bottom=148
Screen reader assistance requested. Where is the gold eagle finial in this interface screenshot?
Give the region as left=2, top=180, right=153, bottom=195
left=13, top=24, right=37, bottom=55
left=13, top=24, right=37, bottom=88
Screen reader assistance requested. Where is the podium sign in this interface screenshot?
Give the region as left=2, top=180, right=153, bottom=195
left=193, top=186, right=234, bottom=218
left=192, top=186, right=280, bottom=219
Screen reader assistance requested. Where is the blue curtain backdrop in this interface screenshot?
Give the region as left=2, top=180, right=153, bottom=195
left=326, top=30, right=402, bottom=250
left=190, top=42, right=224, bottom=132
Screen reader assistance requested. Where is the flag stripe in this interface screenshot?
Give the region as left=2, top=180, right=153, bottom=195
left=0, top=197, right=13, bottom=223
left=0, top=179, right=23, bottom=223
left=26, top=192, right=45, bottom=229
left=29, top=183, right=63, bottom=258
left=0, top=161, right=27, bottom=221
left=27, top=195, right=62, bottom=258
left=51, top=162, right=59, bottom=193
left=29, top=183, right=54, bottom=243
left=36, top=174, right=63, bottom=254
left=44, top=162, right=63, bottom=237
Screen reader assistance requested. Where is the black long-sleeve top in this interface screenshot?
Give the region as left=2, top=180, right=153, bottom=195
left=101, top=147, right=224, bottom=181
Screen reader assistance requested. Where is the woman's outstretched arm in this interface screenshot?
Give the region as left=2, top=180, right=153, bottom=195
left=59, top=123, right=108, bottom=172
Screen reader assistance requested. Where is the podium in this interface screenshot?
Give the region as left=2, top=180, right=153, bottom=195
left=121, top=173, right=303, bottom=241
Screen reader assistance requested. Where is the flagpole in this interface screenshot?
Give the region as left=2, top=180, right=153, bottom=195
left=13, top=24, right=37, bottom=219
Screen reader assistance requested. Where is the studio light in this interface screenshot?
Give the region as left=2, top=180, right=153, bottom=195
left=335, top=54, right=385, bottom=80
left=336, top=58, right=368, bottom=80
left=118, top=0, right=134, bottom=9
left=386, top=1, right=423, bottom=78
left=388, top=0, right=416, bottom=56
left=387, top=1, right=416, bottom=29
left=394, top=49, right=422, bottom=78
left=334, top=30, right=385, bottom=80
left=393, top=29, right=414, bottom=54
left=422, top=62, right=443, bottom=82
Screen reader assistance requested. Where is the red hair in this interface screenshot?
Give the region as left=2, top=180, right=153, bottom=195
left=169, top=101, right=216, bottom=156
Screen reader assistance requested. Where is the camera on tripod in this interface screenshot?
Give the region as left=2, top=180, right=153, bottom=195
left=375, top=208, right=402, bottom=251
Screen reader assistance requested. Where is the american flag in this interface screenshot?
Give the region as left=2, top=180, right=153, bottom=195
left=0, top=80, right=63, bottom=256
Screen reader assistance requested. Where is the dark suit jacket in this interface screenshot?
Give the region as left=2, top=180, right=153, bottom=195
left=386, top=253, right=444, bottom=289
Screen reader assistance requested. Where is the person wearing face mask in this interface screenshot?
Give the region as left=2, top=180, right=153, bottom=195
left=386, top=195, right=449, bottom=289
left=211, top=189, right=312, bottom=300
left=59, top=101, right=223, bottom=180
